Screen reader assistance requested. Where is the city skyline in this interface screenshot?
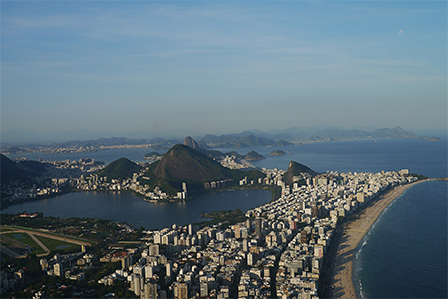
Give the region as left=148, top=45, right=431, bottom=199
left=1, top=1, right=446, bottom=141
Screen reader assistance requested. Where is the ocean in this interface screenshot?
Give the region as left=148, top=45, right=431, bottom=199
left=3, top=137, right=448, bottom=296
left=355, top=180, right=447, bottom=298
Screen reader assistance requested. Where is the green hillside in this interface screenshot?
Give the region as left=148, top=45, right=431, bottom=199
left=140, top=144, right=266, bottom=196
left=270, top=150, right=286, bottom=156
left=0, top=154, right=37, bottom=185
left=140, top=145, right=233, bottom=195
left=154, top=145, right=233, bottom=182
left=283, top=161, right=318, bottom=185
left=244, top=151, right=265, bottom=161
left=98, top=158, right=141, bottom=182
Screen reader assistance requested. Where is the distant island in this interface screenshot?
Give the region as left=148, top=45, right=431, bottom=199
left=418, top=136, right=441, bottom=141
left=270, top=150, right=287, bottom=156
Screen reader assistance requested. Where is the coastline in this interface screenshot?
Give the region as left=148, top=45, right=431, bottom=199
left=329, top=179, right=431, bottom=299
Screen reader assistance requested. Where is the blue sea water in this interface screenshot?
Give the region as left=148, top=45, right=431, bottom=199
left=3, top=138, right=447, bottom=296
left=355, top=180, right=447, bottom=298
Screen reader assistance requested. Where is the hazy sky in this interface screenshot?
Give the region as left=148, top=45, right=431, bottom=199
left=1, top=1, right=447, bottom=139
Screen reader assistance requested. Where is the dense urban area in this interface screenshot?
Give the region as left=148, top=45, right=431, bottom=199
left=1, top=151, right=417, bottom=298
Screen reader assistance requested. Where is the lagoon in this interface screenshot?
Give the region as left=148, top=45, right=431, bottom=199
left=1, top=189, right=272, bottom=230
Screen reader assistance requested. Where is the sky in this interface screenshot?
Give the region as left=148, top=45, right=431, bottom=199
left=1, top=1, right=447, bottom=141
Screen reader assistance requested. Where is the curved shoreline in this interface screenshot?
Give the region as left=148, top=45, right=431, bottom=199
left=329, top=179, right=432, bottom=298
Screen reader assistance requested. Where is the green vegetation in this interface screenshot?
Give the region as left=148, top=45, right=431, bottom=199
left=0, top=212, right=145, bottom=298
left=35, top=235, right=80, bottom=253
left=2, top=232, right=45, bottom=255
left=1, top=154, right=37, bottom=186
left=98, top=157, right=141, bottom=182
left=272, top=140, right=293, bottom=146
left=138, top=144, right=280, bottom=197
left=244, top=151, right=265, bottom=161
left=198, top=209, right=247, bottom=229
left=283, top=161, right=318, bottom=185
left=270, top=150, right=286, bottom=156
left=222, top=150, right=264, bottom=161
left=144, top=151, right=161, bottom=157
left=410, top=173, right=429, bottom=180
left=230, top=169, right=265, bottom=182
left=140, top=144, right=235, bottom=195
left=1, top=256, right=138, bottom=298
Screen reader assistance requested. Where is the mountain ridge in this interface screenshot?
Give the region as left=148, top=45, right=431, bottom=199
left=1, top=126, right=427, bottom=152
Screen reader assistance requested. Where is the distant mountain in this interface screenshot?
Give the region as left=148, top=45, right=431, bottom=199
left=244, top=151, right=265, bottom=161
left=181, top=137, right=264, bottom=162
left=1, top=126, right=423, bottom=150
left=98, top=158, right=141, bottom=182
left=183, top=136, right=201, bottom=149
left=141, top=144, right=266, bottom=195
left=196, top=126, right=419, bottom=148
left=198, top=141, right=211, bottom=149
left=201, top=134, right=292, bottom=148
left=0, top=154, right=38, bottom=185
left=144, top=151, right=161, bottom=158
left=149, top=138, right=181, bottom=151
left=0, top=154, right=55, bottom=206
left=182, top=136, right=211, bottom=150
left=0, top=129, right=115, bottom=144
left=265, top=126, right=418, bottom=141
left=283, top=161, right=318, bottom=185
left=154, top=145, right=233, bottom=183
left=270, top=150, right=286, bottom=156
left=56, top=137, right=149, bottom=148
left=2, top=147, right=26, bottom=154
left=222, top=150, right=264, bottom=161
left=141, top=144, right=234, bottom=195
left=370, top=126, right=417, bottom=138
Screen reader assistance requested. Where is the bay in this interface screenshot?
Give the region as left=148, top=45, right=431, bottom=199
left=0, top=189, right=272, bottom=230
left=216, top=138, right=447, bottom=178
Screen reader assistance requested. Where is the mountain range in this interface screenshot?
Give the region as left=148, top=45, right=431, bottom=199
left=1, top=126, right=424, bottom=151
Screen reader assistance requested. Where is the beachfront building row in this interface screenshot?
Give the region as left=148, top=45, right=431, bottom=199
left=85, top=169, right=415, bottom=299
left=37, top=168, right=415, bottom=298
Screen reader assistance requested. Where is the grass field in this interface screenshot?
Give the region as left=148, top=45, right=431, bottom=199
left=1, top=225, right=93, bottom=246
left=36, top=235, right=80, bottom=252
left=2, top=232, right=46, bottom=255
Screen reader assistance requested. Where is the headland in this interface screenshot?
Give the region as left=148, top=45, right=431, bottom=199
left=329, top=179, right=432, bottom=298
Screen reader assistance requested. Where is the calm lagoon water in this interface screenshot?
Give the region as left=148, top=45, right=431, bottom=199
left=1, top=189, right=272, bottom=230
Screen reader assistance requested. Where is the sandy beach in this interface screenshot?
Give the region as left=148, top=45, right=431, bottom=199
left=329, top=180, right=429, bottom=299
